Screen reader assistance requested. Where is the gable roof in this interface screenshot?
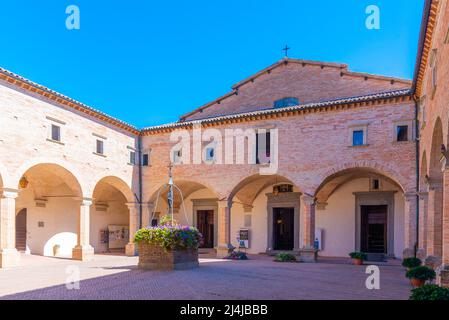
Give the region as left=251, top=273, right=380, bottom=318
left=0, top=67, right=139, bottom=135
left=179, top=57, right=412, bottom=122
left=142, top=88, right=412, bottom=134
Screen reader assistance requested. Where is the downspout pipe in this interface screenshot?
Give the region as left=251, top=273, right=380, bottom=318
left=138, top=135, right=143, bottom=229
left=414, top=97, right=420, bottom=258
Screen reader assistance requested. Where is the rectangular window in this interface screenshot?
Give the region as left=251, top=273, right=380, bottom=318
left=352, top=130, right=364, bottom=146
left=96, top=139, right=104, bottom=155
left=51, top=124, right=61, bottom=142
left=142, top=153, right=149, bottom=166
left=256, top=131, right=271, bottom=164
left=396, top=125, right=408, bottom=142
left=173, top=149, right=182, bottom=163
left=129, top=151, right=136, bottom=165
left=205, top=147, right=215, bottom=161
left=371, top=179, right=380, bottom=191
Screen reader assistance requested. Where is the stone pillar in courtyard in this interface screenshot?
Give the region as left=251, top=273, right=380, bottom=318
left=425, top=181, right=443, bottom=268
left=72, top=199, right=94, bottom=261
left=300, top=195, right=318, bottom=262
left=417, top=191, right=429, bottom=259
left=125, top=203, right=139, bottom=256
left=216, top=200, right=232, bottom=258
left=0, top=188, right=20, bottom=268
left=141, top=202, right=154, bottom=229
left=403, top=192, right=418, bottom=258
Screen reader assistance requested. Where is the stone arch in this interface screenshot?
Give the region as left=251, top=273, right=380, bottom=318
left=13, top=158, right=86, bottom=197
left=228, top=173, right=301, bottom=206
left=312, top=161, right=409, bottom=197
left=92, top=176, right=135, bottom=203
left=429, top=117, right=444, bottom=181
left=0, top=160, right=12, bottom=188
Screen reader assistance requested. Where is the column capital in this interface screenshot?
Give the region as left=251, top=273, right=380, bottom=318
left=404, top=192, right=417, bottom=201
left=427, top=179, right=443, bottom=190
left=301, top=194, right=316, bottom=206
left=418, top=191, right=429, bottom=199
left=80, top=198, right=93, bottom=207
left=125, top=202, right=140, bottom=210
left=218, top=199, right=232, bottom=208
left=0, top=188, right=19, bottom=199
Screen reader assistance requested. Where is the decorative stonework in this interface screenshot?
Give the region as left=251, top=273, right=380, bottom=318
left=138, top=243, right=199, bottom=270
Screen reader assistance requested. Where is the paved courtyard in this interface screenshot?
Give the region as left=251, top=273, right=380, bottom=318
left=0, top=253, right=411, bottom=300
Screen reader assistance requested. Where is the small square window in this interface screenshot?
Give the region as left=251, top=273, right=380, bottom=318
left=205, top=147, right=215, bottom=161
left=352, top=130, right=364, bottom=146
left=96, top=139, right=104, bottom=155
left=371, top=179, right=380, bottom=191
left=142, top=154, right=149, bottom=166
left=129, top=151, right=136, bottom=165
left=51, top=124, right=61, bottom=142
left=396, top=125, right=408, bottom=142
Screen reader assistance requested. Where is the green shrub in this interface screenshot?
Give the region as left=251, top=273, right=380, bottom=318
left=402, top=257, right=422, bottom=269
left=406, top=266, right=436, bottom=281
left=275, top=253, right=297, bottom=262
left=134, top=225, right=202, bottom=250
left=349, top=252, right=367, bottom=260
left=410, top=284, right=449, bottom=300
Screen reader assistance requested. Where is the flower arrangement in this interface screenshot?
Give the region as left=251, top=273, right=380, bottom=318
left=134, top=224, right=203, bottom=251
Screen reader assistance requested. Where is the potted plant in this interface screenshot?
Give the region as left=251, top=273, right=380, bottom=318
left=406, top=266, right=436, bottom=287
left=274, top=253, right=297, bottom=262
left=410, top=284, right=449, bottom=300
left=349, top=252, right=367, bottom=265
left=402, top=257, right=422, bottom=270
left=134, top=217, right=203, bottom=270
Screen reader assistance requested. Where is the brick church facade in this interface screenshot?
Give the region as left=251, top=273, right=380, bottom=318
left=0, top=0, right=448, bottom=285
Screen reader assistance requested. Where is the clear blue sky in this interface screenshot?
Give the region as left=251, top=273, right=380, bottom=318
left=0, top=0, right=424, bottom=128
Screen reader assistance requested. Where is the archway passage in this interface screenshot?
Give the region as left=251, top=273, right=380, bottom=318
left=314, top=167, right=406, bottom=259
left=15, top=209, right=27, bottom=252
left=228, top=174, right=302, bottom=254
left=15, top=163, right=83, bottom=257
left=91, top=177, right=134, bottom=255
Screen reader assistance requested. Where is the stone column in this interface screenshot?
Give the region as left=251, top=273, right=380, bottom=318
left=0, top=189, right=20, bottom=268
left=141, top=202, right=154, bottom=228
left=125, top=203, right=139, bottom=256
left=426, top=181, right=443, bottom=268
left=300, top=195, right=318, bottom=262
left=216, top=200, right=232, bottom=258
left=403, top=192, right=418, bottom=258
left=417, top=191, right=429, bottom=259
left=72, top=199, right=94, bottom=261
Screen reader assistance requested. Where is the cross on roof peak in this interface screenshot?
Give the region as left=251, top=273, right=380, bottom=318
left=282, top=45, right=291, bottom=58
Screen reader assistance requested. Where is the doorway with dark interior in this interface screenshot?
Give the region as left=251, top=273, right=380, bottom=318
left=273, top=207, right=294, bottom=250
left=15, top=208, right=27, bottom=252
left=197, top=210, right=214, bottom=248
left=361, top=205, right=388, bottom=254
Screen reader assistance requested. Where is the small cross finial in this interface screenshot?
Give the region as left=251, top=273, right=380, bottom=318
left=282, top=45, right=291, bottom=58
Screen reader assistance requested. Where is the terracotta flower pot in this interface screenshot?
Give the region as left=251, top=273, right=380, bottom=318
left=353, top=258, right=363, bottom=266
left=410, top=278, right=425, bottom=288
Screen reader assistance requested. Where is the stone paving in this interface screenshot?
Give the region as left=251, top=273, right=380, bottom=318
left=0, top=253, right=412, bottom=300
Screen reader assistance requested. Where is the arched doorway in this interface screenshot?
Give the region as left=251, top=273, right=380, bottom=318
left=15, top=163, right=83, bottom=257
left=15, top=209, right=27, bottom=252
left=314, top=167, right=405, bottom=258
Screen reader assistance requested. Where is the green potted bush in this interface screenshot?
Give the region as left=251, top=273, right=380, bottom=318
left=274, top=253, right=297, bottom=262
left=406, top=266, right=436, bottom=287
left=410, top=284, right=449, bottom=300
left=349, top=252, right=367, bottom=265
left=134, top=222, right=203, bottom=270
left=402, top=257, right=422, bottom=270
